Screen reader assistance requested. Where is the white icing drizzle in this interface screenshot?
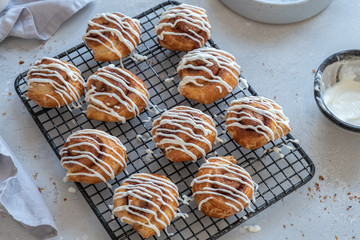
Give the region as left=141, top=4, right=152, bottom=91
left=152, top=106, right=217, bottom=161
left=27, top=57, right=84, bottom=108
left=145, top=149, right=153, bottom=154
left=178, top=194, right=193, bottom=205
left=155, top=4, right=211, bottom=47
left=282, top=143, right=294, bottom=151
left=243, top=225, right=261, bottom=233
left=164, top=77, right=175, bottom=83
left=289, top=138, right=300, bottom=144
left=60, top=129, right=126, bottom=183
left=272, top=146, right=284, bottom=158
left=85, top=65, right=149, bottom=123
left=113, top=173, right=179, bottom=237
left=68, top=186, right=77, bottom=193
left=132, top=53, right=148, bottom=62
left=215, top=137, right=225, bottom=144
left=239, top=77, right=248, bottom=90
left=177, top=47, right=240, bottom=94
left=226, top=96, right=291, bottom=142
left=145, top=153, right=153, bottom=163
left=191, top=157, right=256, bottom=213
left=82, top=13, right=141, bottom=60
left=143, top=117, right=152, bottom=123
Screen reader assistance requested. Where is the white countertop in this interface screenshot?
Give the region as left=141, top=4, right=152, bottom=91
left=0, top=0, right=359, bottom=239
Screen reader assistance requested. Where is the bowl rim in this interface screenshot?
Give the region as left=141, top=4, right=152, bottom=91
left=314, top=49, right=360, bottom=132
left=252, top=0, right=310, bottom=6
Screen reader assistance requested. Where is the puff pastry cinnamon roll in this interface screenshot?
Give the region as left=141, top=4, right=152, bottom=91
left=85, top=65, right=149, bottom=123
left=155, top=4, right=211, bottom=52
left=151, top=106, right=217, bottom=162
left=83, top=13, right=141, bottom=62
left=191, top=156, right=255, bottom=218
left=113, top=173, right=179, bottom=238
left=26, top=57, right=85, bottom=108
left=60, top=129, right=127, bottom=184
left=225, top=96, right=291, bottom=150
left=177, top=47, right=240, bottom=104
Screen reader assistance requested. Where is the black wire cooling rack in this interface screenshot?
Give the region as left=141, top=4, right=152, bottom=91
left=14, top=1, right=315, bottom=239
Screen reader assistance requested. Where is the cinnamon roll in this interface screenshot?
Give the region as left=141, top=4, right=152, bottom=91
left=113, top=173, right=178, bottom=238
left=26, top=57, right=85, bottom=108
left=82, top=13, right=141, bottom=62
left=177, top=47, right=240, bottom=104
left=155, top=4, right=211, bottom=52
left=85, top=65, right=149, bottom=123
left=225, top=96, right=291, bottom=150
left=60, top=129, right=127, bottom=184
left=151, top=106, right=217, bottom=162
left=191, top=156, right=255, bottom=218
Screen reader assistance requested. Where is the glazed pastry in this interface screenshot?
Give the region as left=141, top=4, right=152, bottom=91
left=85, top=64, right=149, bottom=123
left=225, top=96, right=291, bottom=150
left=113, top=173, right=179, bottom=238
left=191, top=156, right=255, bottom=218
left=26, top=57, right=85, bottom=108
left=60, top=129, right=127, bottom=184
left=155, top=4, right=211, bottom=52
left=151, top=106, right=217, bottom=162
left=177, top=47, right=240, bottom=104
left=82, top=12, right=141, bottom=62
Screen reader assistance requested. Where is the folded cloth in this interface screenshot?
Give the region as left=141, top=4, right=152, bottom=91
left=0, top=0, right=92, bottom=43
left=0, top=136, right=57, bottom=240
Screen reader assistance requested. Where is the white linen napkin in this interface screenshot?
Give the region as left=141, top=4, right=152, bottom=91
left=0, top=135, right=58, bottom=240
left=0, top=0, right=92, bottom=43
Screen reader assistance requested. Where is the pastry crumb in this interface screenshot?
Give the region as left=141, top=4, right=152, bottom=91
left=33, top=172, right=39, bottom=180
left=38, top=187, right=44, bottom=193
left=68, top=186, right=77, bottom=193
left=319, top=175, right=324, bottom=181
left=335, top=235, right=338, bottom=240
left=64, top=198, right=67, bottom=201
left=2, top=112, right=6, bottom=116
left=19, top=60, right=24, bottom=65
left=312, top=69, right=316, bottom=74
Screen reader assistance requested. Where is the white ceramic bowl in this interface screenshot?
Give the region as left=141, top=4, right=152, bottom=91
left=0, top=0, right=10, bottom=12
left=221, top=0, right=333, bottom=24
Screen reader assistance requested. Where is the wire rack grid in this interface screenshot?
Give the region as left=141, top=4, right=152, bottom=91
left=14, top=1, right=315, bottom=240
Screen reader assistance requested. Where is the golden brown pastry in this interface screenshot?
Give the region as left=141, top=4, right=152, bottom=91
left=151, top=106, right=217, bottom=162
left=60, top=129, right=127, bottom=184
left=113, top=173, right=179, bottom=238
left=191, top=156, right=255, bottom=218
left=85, top=64, right=149, bottom=123
left=26, top=57, right=85, bottom=108
left=225, top=96, right=292, bottom=150
left=82, top=12, right=141, bottom=62
left=177, top=47, right=240, bottom=104
left=155, top=4, right=211, bottom=52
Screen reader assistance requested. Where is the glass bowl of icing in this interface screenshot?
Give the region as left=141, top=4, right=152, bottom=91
left=314, top=49, right=360, bottom=132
